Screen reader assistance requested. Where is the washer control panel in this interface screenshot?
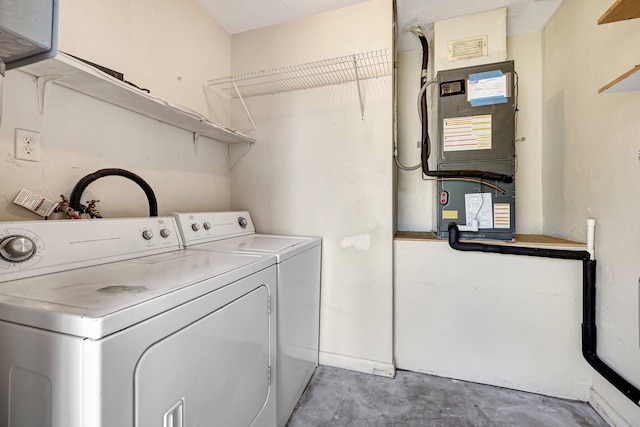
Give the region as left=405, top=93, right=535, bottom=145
left=171, top=211, right=256, bottom=246
left=0, top=217, right=183, bottom=283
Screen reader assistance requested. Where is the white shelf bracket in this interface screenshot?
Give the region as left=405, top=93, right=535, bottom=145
left=36, top=76, right=61, bottom=113
left=193, top=132, right=201, bottom=154
left=229, top=140, right=252, bottom=171
left=231, top=79, right=257, bottom=134
left=353, top=55, right=365, bottom=120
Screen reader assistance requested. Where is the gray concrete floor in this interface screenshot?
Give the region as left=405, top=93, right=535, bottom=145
left=287, top=366, right=608, bottom=427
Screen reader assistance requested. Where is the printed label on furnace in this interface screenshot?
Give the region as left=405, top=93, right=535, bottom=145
left=464, top=193, right=493, bottom=229
left=493, top=203, right=511, bottom=229
left=443, top=114, right=492, bottom=152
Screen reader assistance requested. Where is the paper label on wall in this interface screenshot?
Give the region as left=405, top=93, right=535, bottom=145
left=465, top=193, right=493, bottom=229
left=443, top=115, right=492, bottom=152
left=467, top=73, right=509, bottom=107
left=493, top=203, right=511, bottom=229
left=13, top=188, right=58, bottom=218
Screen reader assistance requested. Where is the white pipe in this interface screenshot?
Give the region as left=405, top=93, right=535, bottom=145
left=587, top=218, right=596, bottom=260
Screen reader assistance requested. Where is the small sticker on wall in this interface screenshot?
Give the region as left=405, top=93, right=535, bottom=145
left=442, top=210, right=459, bottom=220
left=493, top=203, right=511, bottom=229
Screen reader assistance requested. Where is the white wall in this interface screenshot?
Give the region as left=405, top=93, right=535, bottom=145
left=58, top=0, right=231, bottom=119
left=0, top=0, right=233, bottom=221
left=542, top=0, right=640, bottom=424
left=394, top=239, right=593, bottom=400
left=396, top=49, right=436, bottom=231
left=433, top=8, right=507, bottom=72
left=228, top=0, right=395, bottom=376
left=507, top=32, right=543, bottom=234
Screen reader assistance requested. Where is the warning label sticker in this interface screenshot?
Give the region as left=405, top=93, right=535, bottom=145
left=442, top=210, right=459, bottom=220
left=443, top=114, right=492, bottom=152
left=493, top=203, right=511, bottom=229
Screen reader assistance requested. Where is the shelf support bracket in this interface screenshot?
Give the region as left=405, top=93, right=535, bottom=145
left=36, top=76, right=61, bottom=113
left=229, top=140, right=252, bottom=171
left=353, top=55, right=365, bottom=120
left=231, top=79, right=257, bottom=134
left=193, top=132, right=201, bottom=155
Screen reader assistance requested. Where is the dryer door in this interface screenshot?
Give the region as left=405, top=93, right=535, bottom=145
left=135, top=285, right=270, bottom=427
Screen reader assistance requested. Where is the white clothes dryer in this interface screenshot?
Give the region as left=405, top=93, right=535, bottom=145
left=171, top=211, right=321, bottom=427
left=0, top=217, right=277, bottom=427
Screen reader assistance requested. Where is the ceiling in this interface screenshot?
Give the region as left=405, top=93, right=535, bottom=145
left=396, top=0, right=564, bottom=51
left=196, top=0, right=563, bottom=52
left=195, top=0, right=369, bottom=35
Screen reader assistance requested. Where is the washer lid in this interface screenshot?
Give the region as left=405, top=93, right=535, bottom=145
left=193, top=234, right=321, bottom=262
left=0, top=250, right=275, bottom=339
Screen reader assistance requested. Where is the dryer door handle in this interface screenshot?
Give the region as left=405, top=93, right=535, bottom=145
left=163, top=399, right=185, bottom=427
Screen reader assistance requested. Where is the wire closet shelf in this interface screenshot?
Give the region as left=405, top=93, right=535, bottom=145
left=207, top=49, right=391, bottom=99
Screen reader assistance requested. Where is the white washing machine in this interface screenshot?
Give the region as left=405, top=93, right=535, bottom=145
left=0, top=217, right=277, bottom=427
left=171, top=211, right=321, bottom=427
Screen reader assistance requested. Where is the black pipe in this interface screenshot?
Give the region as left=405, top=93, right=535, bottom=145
left=447, top=222, right=640, bottom=407
left=581, top=261, right=640, bottom=406
left=416, top=34, right=513, bottom=184
left=69, top=168, right=158, bottom=217
left=448, top=223, right=589, bottom=261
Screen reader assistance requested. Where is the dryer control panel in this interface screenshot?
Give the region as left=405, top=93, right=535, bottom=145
left=171, top=211, right=255, bottom=246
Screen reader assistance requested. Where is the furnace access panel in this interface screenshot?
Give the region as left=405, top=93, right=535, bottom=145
left=436, top=61, right=516, bottom=241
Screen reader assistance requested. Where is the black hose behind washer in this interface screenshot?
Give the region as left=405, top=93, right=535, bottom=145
left=448, top=222, right=640, bottom=407
left=69, top=168, right=158, bottom=217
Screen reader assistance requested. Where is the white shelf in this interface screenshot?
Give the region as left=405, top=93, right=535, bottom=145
left=18, top=52, right=255, bottom=145
left=208, top=49, right=391, bottom=99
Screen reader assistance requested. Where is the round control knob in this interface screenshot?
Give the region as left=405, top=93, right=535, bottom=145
left=160, top=229, right=171, bottom=238
left=238, top=217, right=248, bottom=229
left=203, top=222, right=211, bottom=231
left=142, top=230, right=154, bottom=240
left=0, top=236, right=36, bottom=262
left=191, top=223, right=201, bottom=232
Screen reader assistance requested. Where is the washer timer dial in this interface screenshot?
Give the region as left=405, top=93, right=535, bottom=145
left=0, top=235, right=37, bottom=263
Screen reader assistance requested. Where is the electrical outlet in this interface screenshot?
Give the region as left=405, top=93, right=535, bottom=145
left=15, top=129, right=41, bottom=162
